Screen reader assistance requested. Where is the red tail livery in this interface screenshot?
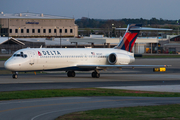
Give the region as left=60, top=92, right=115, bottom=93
left=115, top=24, right=142, bottom=52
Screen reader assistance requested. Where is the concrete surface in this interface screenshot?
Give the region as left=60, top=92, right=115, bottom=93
left=100, top=85, right=180, bottom=93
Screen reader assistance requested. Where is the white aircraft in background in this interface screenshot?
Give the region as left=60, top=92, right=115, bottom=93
left=4, top=24, right=172, bottom=79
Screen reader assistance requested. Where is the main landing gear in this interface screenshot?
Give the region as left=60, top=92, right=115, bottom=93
left=91, top=70, right=100, bottom=78
left=67, top=71, right=75, bottom=77
left=67, top=70, right=100, bottom=78
left=12, top=72, right=18, bottom=79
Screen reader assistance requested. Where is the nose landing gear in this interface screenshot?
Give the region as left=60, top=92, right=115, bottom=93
left=12, top=74, right=18, bottom=79
left=12, top=72, right=18, bottom=79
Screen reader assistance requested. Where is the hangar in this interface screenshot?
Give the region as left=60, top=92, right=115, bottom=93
left=0, top=37, right=25, bottom=53
left=0, top=37, right=44, bottom=53
left=0, top=12, right=78, bottom=38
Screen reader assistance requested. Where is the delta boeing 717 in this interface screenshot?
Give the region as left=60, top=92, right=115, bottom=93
left=4, top=24, right=172, bottom=79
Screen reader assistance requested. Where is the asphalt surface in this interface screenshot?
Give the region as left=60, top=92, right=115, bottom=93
left=1, top=73, right=180, bottom=91
left=0, top=67, right=180, bottom=91
left=0, top=97, right=180, bottom=120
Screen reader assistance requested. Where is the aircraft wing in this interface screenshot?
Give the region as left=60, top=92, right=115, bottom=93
left=77, top=64, right=170, bottom=69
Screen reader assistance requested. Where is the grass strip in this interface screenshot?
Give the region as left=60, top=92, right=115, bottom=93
left=56, top=104, right=180, bottom=120
left=0, top=88, right=180, bottom=100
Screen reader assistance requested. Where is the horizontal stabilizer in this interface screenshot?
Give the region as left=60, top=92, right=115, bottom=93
left=130, top=27, right=172, bottom=31
left=116, top=27, right=172, bottom=31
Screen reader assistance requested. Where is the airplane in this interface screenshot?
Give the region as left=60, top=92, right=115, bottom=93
left=4, top=24, right=172, bottom=79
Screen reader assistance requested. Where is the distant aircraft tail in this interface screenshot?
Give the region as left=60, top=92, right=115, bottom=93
left=114, top=24, right=142, bottom=52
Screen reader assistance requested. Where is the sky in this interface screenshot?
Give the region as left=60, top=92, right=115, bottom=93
left=0, top=0, right=179, bottom=20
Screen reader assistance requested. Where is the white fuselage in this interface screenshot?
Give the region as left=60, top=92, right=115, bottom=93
left=4, top=48, right=135, bottom=72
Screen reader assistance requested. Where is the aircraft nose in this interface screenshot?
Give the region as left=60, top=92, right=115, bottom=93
left=4, top=60, right=16, bottom=71
left=4, top=60, right=11, bottom=70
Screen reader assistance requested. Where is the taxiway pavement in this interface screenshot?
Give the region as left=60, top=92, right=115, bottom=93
left=0, top=96, right=180, bottom=120
left=1, top=72, right=180, bottom=91
left=0, top=58, right=180, bottom=92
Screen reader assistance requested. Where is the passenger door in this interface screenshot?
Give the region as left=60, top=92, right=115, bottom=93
left=28, top=51, right=35, bottom=65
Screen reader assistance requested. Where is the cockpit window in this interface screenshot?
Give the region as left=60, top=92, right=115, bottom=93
left=13, top=53, right=27, bottom=58
left=23, top=54, right=27, bottom=58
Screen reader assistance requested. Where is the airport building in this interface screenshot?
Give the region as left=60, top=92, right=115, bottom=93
left=0, top=12, right=78, bottom=38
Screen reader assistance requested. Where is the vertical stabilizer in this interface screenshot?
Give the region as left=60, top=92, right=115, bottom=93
left=115, top=24, right=142, bottom=52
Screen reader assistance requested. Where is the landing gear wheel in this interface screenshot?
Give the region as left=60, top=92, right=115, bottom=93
left=67, top=71, right=75, bottom=77
left=12, top=74, right=18, bottom=79
left=71, top=71, right=75, bottom=77
left=96, top=73, right=100, bottom=78
left=92, top=72, right=100, bottom=78
left=92, top=72, right=96, bottom=78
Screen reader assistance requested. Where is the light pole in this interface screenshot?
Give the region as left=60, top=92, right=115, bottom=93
left=8, top=19, right=9, bottom=39
left=60, top=29, right=62, bottom=48
left=8, top=19, right=10, bottom=54
left=112, top=23, right=116, bottom=37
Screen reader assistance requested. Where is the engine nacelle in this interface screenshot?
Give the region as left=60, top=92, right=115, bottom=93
left=107, top=53, right=117, bottom=65
left=107, top=53, right=135, bottom=65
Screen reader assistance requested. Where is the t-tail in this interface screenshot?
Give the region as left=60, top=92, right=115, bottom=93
left=115, top=24, right=172, bottom=52
left=115, top=24, right=142, bottom=52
